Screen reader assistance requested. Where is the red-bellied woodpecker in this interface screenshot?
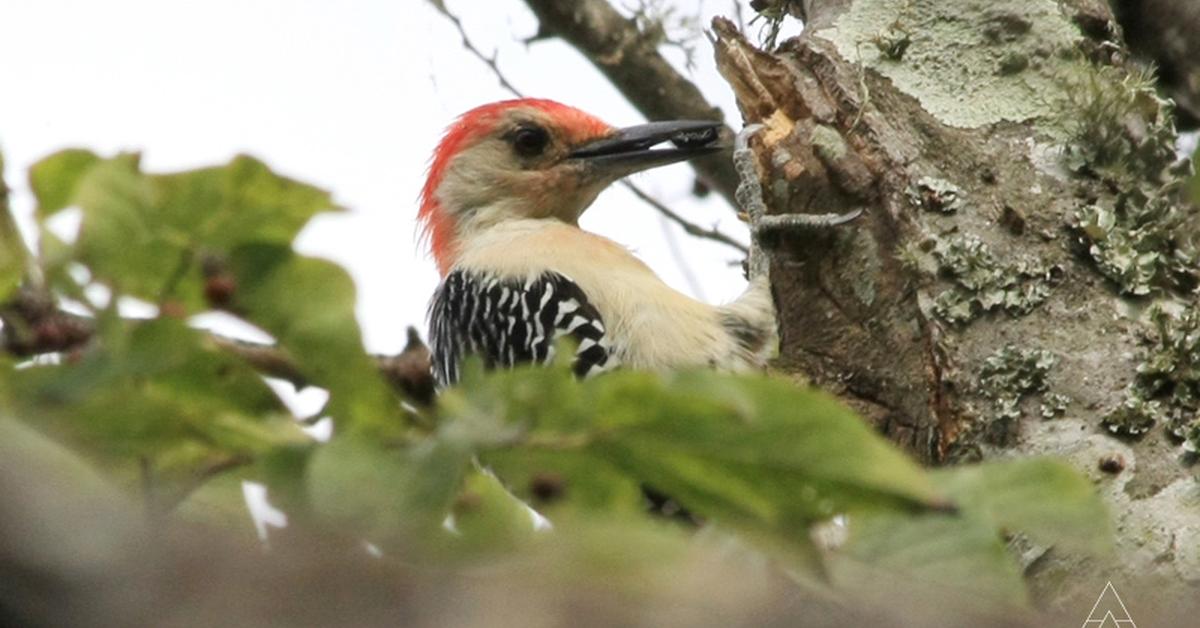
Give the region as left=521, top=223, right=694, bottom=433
left=420, top=98, right=777, bottom=386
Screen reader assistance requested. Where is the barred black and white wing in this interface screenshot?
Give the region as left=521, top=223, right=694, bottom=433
left=428, top=270, right=616, bottom=386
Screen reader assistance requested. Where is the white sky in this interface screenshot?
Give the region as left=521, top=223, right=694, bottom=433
left=0, top=0, right=767, bottom=354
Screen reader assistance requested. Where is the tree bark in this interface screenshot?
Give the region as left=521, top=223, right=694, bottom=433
left=712, top=0, right=1199, bottom=603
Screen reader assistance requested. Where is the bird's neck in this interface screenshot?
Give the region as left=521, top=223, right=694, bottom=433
left=432, top=196, right=574, bottom=273
left=449, top=216, right=652, bottom=281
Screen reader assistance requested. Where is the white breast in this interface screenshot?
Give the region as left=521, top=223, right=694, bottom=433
left=452, top=218, right=756, bottom=370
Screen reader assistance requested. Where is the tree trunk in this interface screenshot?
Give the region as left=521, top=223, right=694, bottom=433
left=712, top=0, right=1199, bottom=602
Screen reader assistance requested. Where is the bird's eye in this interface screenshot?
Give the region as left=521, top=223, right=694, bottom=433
left=511, top=125, right=549, bottom=157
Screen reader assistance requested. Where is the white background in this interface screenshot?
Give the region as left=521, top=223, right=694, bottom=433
left=0, top=0, right=782, bottom=355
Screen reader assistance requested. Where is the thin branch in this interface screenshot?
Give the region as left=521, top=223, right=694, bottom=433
left=209, top=334, right=307, bottom=386
left=375, top=328, right=436, bottom=406
left=1, top=288, right=436, bottom=407
left=425, top=0, right=748, bottom=256
left=0, top=286, right=93, bottom=356
left=657, top=214, right=706, bottom=300
left=731, top=0, right=747, bottom=32
left=211, top=328, right=435, bottom=407
left=622, top=180, right=748, bottom=254
left=427, top=0, right=523, bottom=97
left=158, top=453, right=252, bottom=516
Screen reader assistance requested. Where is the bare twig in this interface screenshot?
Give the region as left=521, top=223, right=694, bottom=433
left=211, top=328, right=436, bottom=407
left=731, top=0, right=747, bottom=32
left=427, top=0, right=523, bottom=97
left=158, top=453, right=252, bottom=517
left=209, top=334, right=307, bottom=386
left=657, top=214, right=706, bottom=300
left=376, top=328, right=436, bottom=406
left=0, top=286, right=93, bottom=356
left=623, top=182, right=747, bottom=253
left=1, top=287, right=437, bottom=407
left=425, top=0, right=748, bottom=256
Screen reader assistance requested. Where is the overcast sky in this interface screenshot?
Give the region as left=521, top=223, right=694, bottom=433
left=1, top=0, right=770, bottom=355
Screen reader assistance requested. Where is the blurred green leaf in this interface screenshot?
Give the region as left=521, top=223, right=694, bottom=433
left=153, top=154, right=339, bottom=249
left=33, top=228, right=86, bottom=303
left=930, top=457, right=1111, bottom=556
left=0, top=149, right=30, bottom=300
left=36, top=151, right=335, bottom=309
left=837, top=457, right=1109, bottom=608
left=31, top=149, right=397, bottom=429
left=3, top=317, right=306, bottom=497
left=483, top=448, right=645, bottom=517
left=71, top=154, right=174, bottom=301
left=255, top=442, right=317, bottom=517
left=448, top=366, right=943, bottom=569
left=13, top=149, right=403, bottom=522
left=597, top=371, right=940, bottom=512
left=306, top=434, right=470, bottom=550
left=175, top=441, right=316, bottom=540
left=29, top=148, right=101, bottom=217
left=174, top=470, right=257, bottom=536
left=448, top=468, right=540, bottom=554
left=227, top=244, right=398, bottom=432
left=0, top=234, right=19, bottom=300
left=837, top=510, right=1029, bottom=608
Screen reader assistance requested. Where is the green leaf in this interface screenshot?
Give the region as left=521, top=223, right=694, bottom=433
left=71, top=154, right=184, bottom=302
left=835, top=457, right=1110, bottom=609
left=447, top=468, right=540, bottom=554
left=153, top=154, right=338, bottom=249
left=174, top=469, right=258, bottom=537
left=930, top=457, right=1111, bottom=556
left=58, top=153, right=335, bottom=308
left=599, top=371, right=940, bottom=512
left=28, top=148, right=101, bottom=217
left=175, top=441, right=315, bottom=537
left=306, top=434, right=470, bottom=550
left=227, top=244, right=398, bottom=432
left=836, top=510, right=1029, bottom=608
left=255, top=442, right=317, bottom=518
left=482, top=448, right=645, bottom=517
left=0, top=150, right=31, bottom=300
left=0, top=237, right=26, bottom=301
left=3, top=317, right=305, bottom=496
left=451, top=366, right=944, bottom=570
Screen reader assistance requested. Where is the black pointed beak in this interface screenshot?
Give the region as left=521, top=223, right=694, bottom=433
left=568, top=120, right=724, bottom=177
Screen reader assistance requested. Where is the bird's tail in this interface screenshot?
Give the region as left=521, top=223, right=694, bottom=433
left=717, top=275, right=778, bottom=369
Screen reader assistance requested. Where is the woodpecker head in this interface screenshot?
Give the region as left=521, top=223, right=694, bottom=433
left=419, top=98, right=722, bottom=275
